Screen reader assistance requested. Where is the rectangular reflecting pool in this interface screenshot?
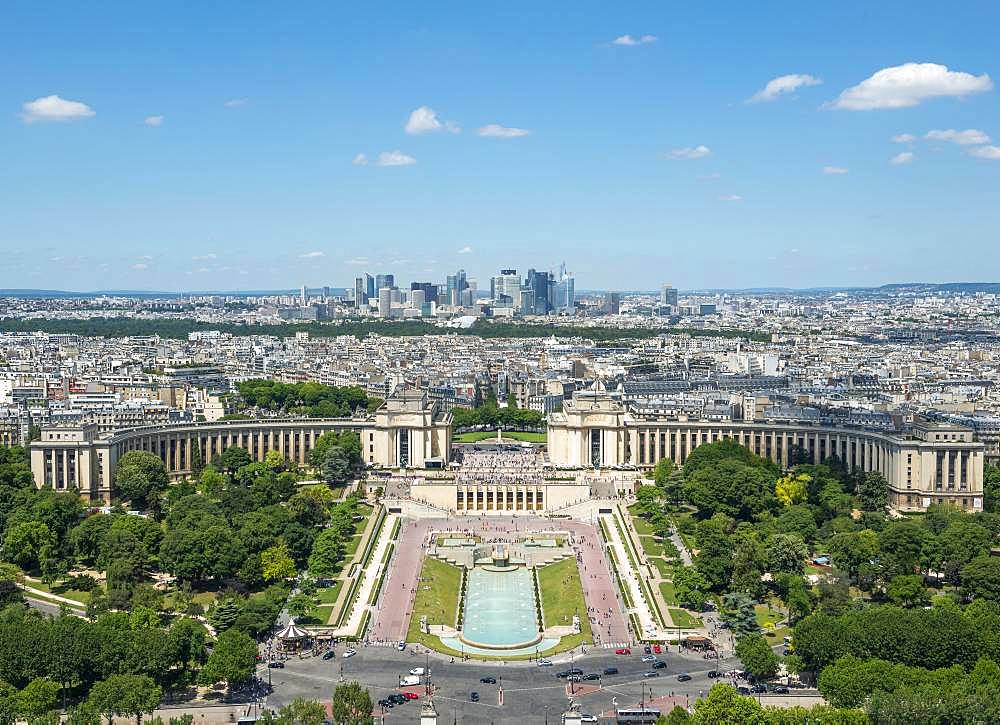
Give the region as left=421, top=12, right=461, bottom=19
left=460, top=566, right=541, bottom=649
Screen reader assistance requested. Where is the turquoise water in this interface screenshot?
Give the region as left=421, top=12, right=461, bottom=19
left=461, top=567, right=539, bottom=647
left=441, top=538, right=476, bottom=547
left=524, top=538, right=558, bottom=547
left=440, top=637, right=561, bottom=657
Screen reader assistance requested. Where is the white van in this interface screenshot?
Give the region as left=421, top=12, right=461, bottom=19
left=400, top=675, right=421, bottom=686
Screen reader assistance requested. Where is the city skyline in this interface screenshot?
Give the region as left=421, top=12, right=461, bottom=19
left=3, top=2, right=1000, bottom=291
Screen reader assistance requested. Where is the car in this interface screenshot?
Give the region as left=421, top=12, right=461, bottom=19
left=409, top=667, right=426, bottom=676
left=580, top=716, right=597, bottom=724
left=653, top=644, right=662, bottom=654
left=567, top=668, right=583, bottom=676
left=470, top=692, right=480, bottom=702
left=707, top=670, right=721, bottom=679
left=677, top=673, right=692, bottom=682
left=771, top=685, right=789, bottom=694
left=389, top=694, right=407, bottom=705
left=378, top=699, right=393, bottom=709
left=583, top=673, right=601, bottom=681
left=322, top=651, right=335, bottom=660
left=642, top=671, right=660, bottom=678
left=342, top=649, right=357, bottom=659
left=640, top=654, right=656, bottom=663
left=750, top=684, right=767, bottom=694
left=737, top=686, right=751, bottom=695
left=397, top=642, right=406, bottom=651
left=403, top=692, right=420, bottom=700
left=267, top=661, right=284, bottom=669
left=603, top=667, right=619, bottom=676
left=615, top=648, right=631, bottom=655
left=480, top=677, right=497, bottom=684
left=652, top=661, right=667, bottom=669
left=643, top=644, right=652, bottom=654
left=537, top=658, right=553, bottom=666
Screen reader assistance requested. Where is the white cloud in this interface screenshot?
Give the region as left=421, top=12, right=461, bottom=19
left=925, top=128, right=991, bottom=145
left=612, top=34, right=657, bottom=46
left=891, top=151, right=915, bottom=165
left=144, top=115, right=164, bottom=127
left=224, top=98, right=248, bottom=108
left=664, top=145, right=711, bottom=160
left=299, top=251, right=325, bottom=258
left=352, top=153, right=369, bottom=166
left=822, top=166, right=849, bottom=175
left=891, top=133, right=916, bottom=143
left=21, top=95, right=95, bottom=123
left=457, top=245, right=473, bottom=254
left=404, top=106, right=460, bottom=135
left=830, top=62, right=993, bottom=110
left=719, top=194, right=743, bottom=201
left=747, top=74, right=821, bottom=103
left=376, top=150, right=417, bottom=167
left=345, top=257, right=369, bottom=265
left=969, top=145, right=1000, bottom=160
left=477, top=124, right=531, bottom=138
left=130, top=263, right=149, bottom=271
left=193, top=253, right=217, bottom=261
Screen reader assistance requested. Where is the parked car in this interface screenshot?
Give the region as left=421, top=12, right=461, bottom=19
left=652, top=661, right=667, bottom=669
left=677, top=673, right=692, bottom=682
left=603, top=667, right=619, bottom=676
left=615, top=648, right=631, bottom=655
left=403, top=692, right=420, bottom=700
left=537, top=659, right=553, bottom=666
left=583, top=673, right=601, bottom=681
left=640, top=654, right=656, bottom=663
left=388, top=694, right=407, bottom=705
left=480, top=677, right=497, bottom=684
left=642, top=671, right=660, bottom=678
left=342, top=649, right=357, bottom=658
left=470, top=692, right=480, bottom=702
left=322, top=651, right=335, bottom=660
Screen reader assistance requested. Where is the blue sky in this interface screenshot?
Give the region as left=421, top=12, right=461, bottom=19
left=2, top=1, right=999, bottom=292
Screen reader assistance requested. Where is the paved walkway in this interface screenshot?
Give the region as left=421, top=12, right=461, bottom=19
left=369, top=516, right=630, bottom=647
left=327, top=513, right=398, bottom=637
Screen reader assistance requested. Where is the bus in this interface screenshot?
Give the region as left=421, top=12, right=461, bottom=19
left=615, top=708, right=660, bottom=724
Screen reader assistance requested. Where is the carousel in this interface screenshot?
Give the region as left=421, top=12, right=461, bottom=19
left=275, top=618, right=312, bottom=651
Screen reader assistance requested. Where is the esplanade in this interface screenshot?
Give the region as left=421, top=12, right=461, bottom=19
left=29, top=389, right=984, bottom=512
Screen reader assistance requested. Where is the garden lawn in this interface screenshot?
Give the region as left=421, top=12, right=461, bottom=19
left=650, top=557, right=673, bottom=579
left=453, top=431, right=547, bottom=443
left=406, top=557, right=462, bottom=648
left=25, top=577, right=97, bottom=605
left=668, top=608, right=702, bottom=629
left=537, top=558, right=590, bottom=633
left=659, top=581, right=678, bottom=606
left=639, top=536, right=663, bottom=557
left=315, top=581, right=343, bottom=605
left=627, top=509, right=656, bottom=536
left=343, top=534, right=364, bottom=559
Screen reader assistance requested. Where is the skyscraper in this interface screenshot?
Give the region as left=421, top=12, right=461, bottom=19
left=661, top=284, right=678, bottom=308
left=446, top=269, right=468, bottom=306
left=377, top=287, right=392, bottom=317
left=355, top=274, right=373, bottom=308
left=299, top=285, right=307, bottom=306
left=525, top=269, right=552, bottom=315
left=491, top=269, right=521, bottom=307
left=552, top=263, right=575, bottom=312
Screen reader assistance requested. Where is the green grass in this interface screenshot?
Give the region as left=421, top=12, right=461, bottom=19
left=24, top=578, right=96, bottom=605
left=668, top=608, right=701, bottom=629
left=649, top=557, right=674, bottom=579
left=343, top=533, right=363, bottom=559
left=536, top=558, right=591, bottom=635
left=406, top=557, right=463, bottom=648
left=453, top=430, right=547, bottom=443
left=659, top=581, right=678, bottom=606
left=314, top=581, right=343, bottom=605
left=628, top=511, right=656, bottom=536
left=639, top=535, right=663, bottom=557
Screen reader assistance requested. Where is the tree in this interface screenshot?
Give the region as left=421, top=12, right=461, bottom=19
left=261, top=541, right=296, bottom=583
left=70, top=514, right=114, bottom=565
left=777, top=505, right=818, bottom=544
left=215, top=448, right=252, bottom=477
left=694, top=516, right=734, bottom=591
left=878, top=521, right=928, bottom=579
left=663, top=705, right=692, bottom=724
left=887, top=574, right=930, bottom=608
left=65, top=703, right=101, bottom=725
left=775, top=474, right=809, bottom=507
left=264, top=698, right=327, bottom=725
left=2, top=522, right=54, bottom=571
left=961, top=556, right=1000, bottom=602
left=672, top=566, right=711, bottom=611
left=168, top=618, right=208, bottom=672
left=735, top=633, right=779, bottom=680
left=766, top=533, right=809, bottom=575
left=16, top=678, right=60, bottom=719
left=937, top=520, right=992, bottom=583
left=691, top=684, right=767, bottom=725
left=198, top=467, right=226, bottom=498
left=721, top=593, right=758, bottom=637
left=331, top=681, right=372, bottom=725
left=208, top=599, right=241, bottom=631
left=88, top=675, right=162, bottom=725
left=856, top=471, right=889, bottom=512
left=115, top=452, right=169, bottom=509
left=200, top=630, right=258, bottom=689
left=320, top=447, right=352, bottom=485
left=684, top=460, right=777, bottom=521
left=827, top=530, right=878, bottom=582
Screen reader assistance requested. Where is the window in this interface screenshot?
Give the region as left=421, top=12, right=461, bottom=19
left=591, top=429, right=602, bottom=467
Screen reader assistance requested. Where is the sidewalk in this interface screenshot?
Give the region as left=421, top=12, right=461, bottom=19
left=327, top=513, right=398, bottom=638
